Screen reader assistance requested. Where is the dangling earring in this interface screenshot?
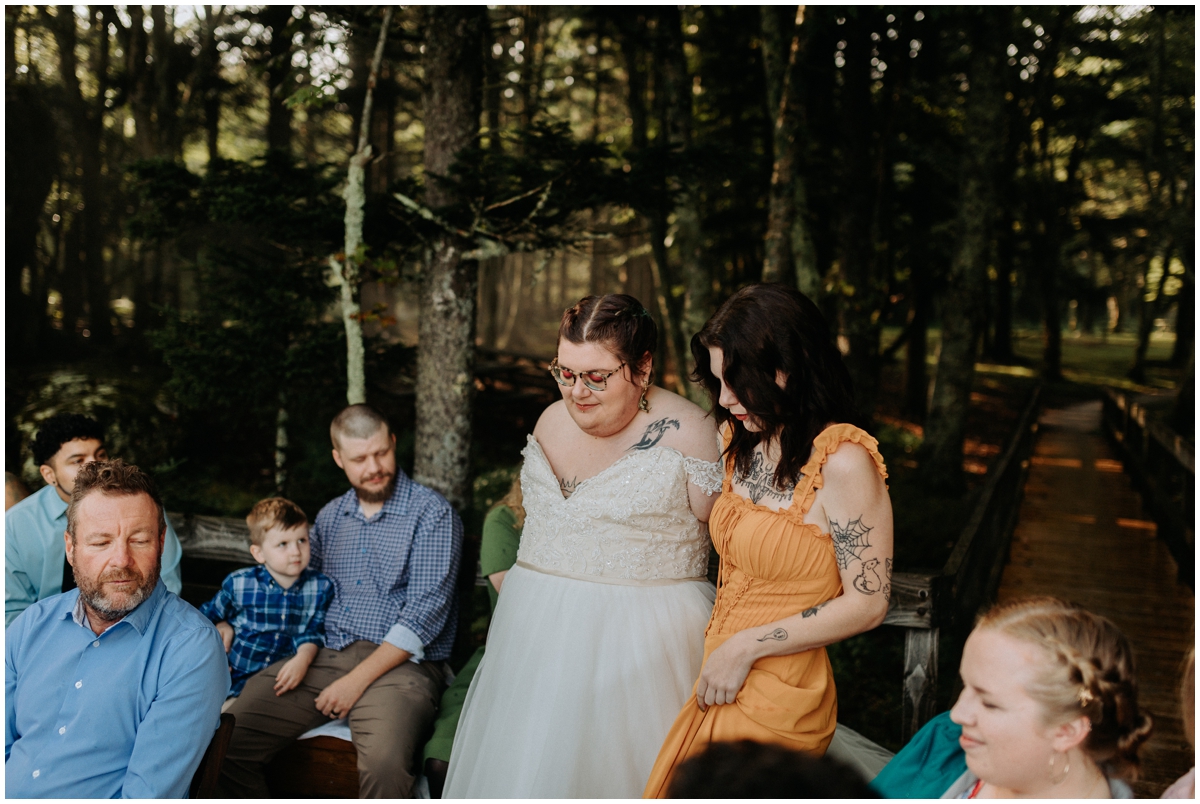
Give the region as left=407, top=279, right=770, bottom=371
left=639, top=379, right=651, bottom=412
left=1049, top=751, right=1070, bottom=785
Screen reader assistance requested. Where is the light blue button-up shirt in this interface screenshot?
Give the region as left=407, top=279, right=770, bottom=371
left=5, top=484, right=184, bottom=626
left=5, top=579, right=229, bottom=798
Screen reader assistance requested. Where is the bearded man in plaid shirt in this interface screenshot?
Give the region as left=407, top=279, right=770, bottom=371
left=218, top=405, right=463, bottom=798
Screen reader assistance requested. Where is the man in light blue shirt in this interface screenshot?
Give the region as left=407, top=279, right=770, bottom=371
left=5, top=413, right=183, bottom=626
left=5, top=459, right=228, bottom=798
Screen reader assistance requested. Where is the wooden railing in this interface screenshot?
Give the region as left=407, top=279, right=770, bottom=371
left=884, top=383, right=1043, bottom=740
left=1101, top=388, right=1194, bottom=588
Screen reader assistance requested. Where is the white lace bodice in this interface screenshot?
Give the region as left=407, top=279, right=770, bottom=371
left=517, top=435, right=721, bottom=583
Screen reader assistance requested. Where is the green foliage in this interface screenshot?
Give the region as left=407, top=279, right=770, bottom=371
left=130, top=155, right=352, bottom=510
left=389, top=119, right=623, bottom=254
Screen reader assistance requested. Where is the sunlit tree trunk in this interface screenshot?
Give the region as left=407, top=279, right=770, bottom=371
left=413, top=6, right=485, bottom=511
left=922, top=9, right=1006, bottom=493
left=339, top=7, right=393, bottom=406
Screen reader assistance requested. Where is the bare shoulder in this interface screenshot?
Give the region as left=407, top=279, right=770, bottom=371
left=821, top=439, right=885, bottom=490
left=639, top=389, right=719, bottom=461
left=532, top=399, right=569, bottom=442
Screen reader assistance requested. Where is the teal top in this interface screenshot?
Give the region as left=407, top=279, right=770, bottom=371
left=5, top=485, right=184, bottom=627
left=870, top=712, right=968, bottom=798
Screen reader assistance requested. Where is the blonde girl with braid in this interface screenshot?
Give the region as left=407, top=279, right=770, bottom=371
left=944, top=597, right=1153, bottom=798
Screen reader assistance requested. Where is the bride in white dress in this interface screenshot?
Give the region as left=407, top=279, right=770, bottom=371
left=444, top=295, right=723, bottom=798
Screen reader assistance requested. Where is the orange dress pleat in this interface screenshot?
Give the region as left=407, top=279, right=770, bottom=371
left=643, top=424, right=888, bottom=798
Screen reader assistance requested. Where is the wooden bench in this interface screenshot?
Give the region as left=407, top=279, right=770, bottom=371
left=265, top=736, right=360, bottom=798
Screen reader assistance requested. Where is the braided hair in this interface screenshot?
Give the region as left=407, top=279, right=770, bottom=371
left=977, top=597, right=1154, bottom=780
left=558, top=295, right=657, bottom=382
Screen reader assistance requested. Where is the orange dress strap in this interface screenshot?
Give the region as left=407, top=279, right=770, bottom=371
left=790, top=423, right=888, bottom=521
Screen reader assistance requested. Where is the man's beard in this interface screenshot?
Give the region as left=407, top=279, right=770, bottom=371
left=354, top=472, right=396, bottom=504
left=75, top=561, right=160, bottom=622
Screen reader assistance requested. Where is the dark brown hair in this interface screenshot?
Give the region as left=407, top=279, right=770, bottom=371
left=246, top=497, right=308, bottom=546
left=666, top=739, right=877, bottom=798
left=558, top=294, right=657, bottom=380
left=978, top=596, right=1154, bottom=780
left=692, top=283, right=862, bottom=489
left=66, top=459, right=166, bottom=539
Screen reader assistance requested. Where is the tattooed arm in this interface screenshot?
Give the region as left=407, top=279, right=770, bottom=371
left=695, top=441, right=892, bottom=711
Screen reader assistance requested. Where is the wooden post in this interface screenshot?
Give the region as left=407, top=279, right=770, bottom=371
left=902, top=626, right=939, bottom=741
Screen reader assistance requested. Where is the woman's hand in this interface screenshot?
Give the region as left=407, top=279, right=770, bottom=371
left=695, top=634, right=757, bottom=712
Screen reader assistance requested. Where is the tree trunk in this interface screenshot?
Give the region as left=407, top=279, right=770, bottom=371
left=659, top=7, right=708, bottom=400
left=150, top=5, right=181, bottom=159
left=414, top=6, right=485, bottom=512
left=761, top=6, right=818, bottom=296
left=921, top=9, right=1006, bottom=494
left=199, top=6, right=222, bottom=163
left=836, top=15, right=879, bottom=419
left=51, top=6, right=112, bottom=345
left=263, top=6, right=294, bottom=155
left=340, top=7, right=393, bottom=406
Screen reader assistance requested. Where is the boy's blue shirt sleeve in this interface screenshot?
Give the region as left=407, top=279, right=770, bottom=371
left=870, top=711, right=967, bottom=798
left=197, top=572, right=241, bottom=624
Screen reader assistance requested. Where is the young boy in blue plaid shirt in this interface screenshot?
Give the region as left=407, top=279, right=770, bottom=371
left=200, top=498, right=334, bottom=698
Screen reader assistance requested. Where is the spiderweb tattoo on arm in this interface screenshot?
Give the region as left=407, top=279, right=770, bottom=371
left=829, top=516, right=873, bottom=570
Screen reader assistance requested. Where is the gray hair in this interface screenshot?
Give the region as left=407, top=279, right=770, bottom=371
left=330, top=404, right=391, bottom=449
left=66, top=460, right=166, bottom=540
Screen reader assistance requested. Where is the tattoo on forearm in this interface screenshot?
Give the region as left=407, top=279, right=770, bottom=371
left=756, top=627, right=788, bottom=642
left=735, top=451, right=796, bottom=506
left=559, top=476, right=579, bottom=498
left=852, top=558, right=883, bottom=595
left=801, top=602, right=828, bottom=619
left=629, top=417, right=680, bottom=450
left=830, top=516, right=873, bottom=570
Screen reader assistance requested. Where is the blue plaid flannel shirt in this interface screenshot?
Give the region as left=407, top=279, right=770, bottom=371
left=198, top=565, right=334, bottom=695
left=310, top=469, right=462, bottom=662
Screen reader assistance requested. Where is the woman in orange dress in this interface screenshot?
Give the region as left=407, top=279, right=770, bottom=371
left=645, top=284, right=894, bottom=797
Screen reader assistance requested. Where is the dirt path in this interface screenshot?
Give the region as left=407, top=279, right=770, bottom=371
left=997, top=399, right=1194, bottom=797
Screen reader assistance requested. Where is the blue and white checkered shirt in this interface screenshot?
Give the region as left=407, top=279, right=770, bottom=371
left=310, top=469, right=462, bottom=662
left=198, top=565, right=334, bottom=695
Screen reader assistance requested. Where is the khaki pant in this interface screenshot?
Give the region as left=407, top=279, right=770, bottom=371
left=217, top=641, right=444, bottom=798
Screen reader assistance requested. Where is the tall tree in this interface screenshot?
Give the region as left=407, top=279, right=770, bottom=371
left=413, top=6, right=486, bottom=511
left=921, top=9, right=1007, bottom=493
left=338, top=8, right=394, bottom=406
left=761, top=6, right=819, bottom=296
left=46, top=6, right=112, bottom=345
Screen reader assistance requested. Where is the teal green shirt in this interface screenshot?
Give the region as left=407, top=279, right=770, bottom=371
left=5, top=485, right=184, bottom=627
left=870, top=712, right=967, bottom=798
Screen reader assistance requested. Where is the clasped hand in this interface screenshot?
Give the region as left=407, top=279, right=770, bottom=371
left=695, top=634, right=756, bottom=713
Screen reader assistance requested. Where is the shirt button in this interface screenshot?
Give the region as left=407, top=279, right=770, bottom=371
left=356, top=580, right=362, bottom=585
left=58, top=727, right=66, bottom=735
left=32, top=770, right=40, bottom=778
left=75, top=681, right=82, bottom=689
left=361, top=549, right=366, bottom=554
left=92, top=641, right=100, bottom=648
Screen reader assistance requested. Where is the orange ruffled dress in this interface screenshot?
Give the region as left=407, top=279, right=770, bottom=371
left=643, top=424, right=888, bottom=798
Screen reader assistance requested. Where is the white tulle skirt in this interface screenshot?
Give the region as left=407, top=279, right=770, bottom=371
left=443, top=563, right=717, bottom=799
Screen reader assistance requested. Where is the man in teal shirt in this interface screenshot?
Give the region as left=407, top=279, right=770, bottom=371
left=5, top=414, right=183, bottom=626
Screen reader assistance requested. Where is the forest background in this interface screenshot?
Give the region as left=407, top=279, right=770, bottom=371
left=5, top=5, right=1194, bottom=750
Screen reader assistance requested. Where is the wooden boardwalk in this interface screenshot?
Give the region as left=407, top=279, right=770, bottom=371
left=997, top=398, right=1195, bottom=797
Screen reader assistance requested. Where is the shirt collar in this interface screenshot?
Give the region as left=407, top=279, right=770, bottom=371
left=66, top=578, right=167, bottom=636
left=254, top=563, right=314, bottom=590
left=38, top=483, right=69, bottom=523
left=343, top=469, right=412, bottom=521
